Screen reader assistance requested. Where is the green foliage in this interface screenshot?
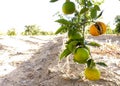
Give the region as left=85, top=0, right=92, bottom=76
left=87, top=41, right=101, bottom=47
left=55, top=26, right=67, bottom=34
left=87, top=59, right=96, bottom=68
left=90, top=5, right=100, bottom=19
left=66, top=40, right=78, bottom=53
left=80, top=8, right=89, bottom=14
left=115, top=15, right=120, bottom=23
left=114, top=15, right=120, bottom=35
left=55, top=19, right=72, bottom=25
left=39, top=31, right=54, bottom=35
left=59, top=48, right=71, bottom=60
left=106, top=25, right=114, bottom=34
left=50, top=0, right=58, bottom=3
left=55, top=19, right=73, bottom=34
left=96, top=62, right=107, bottom=67
left=7, top=28, right=17, bottom=36
left=91, top=0, right=104, bottom=5
left=97, top=10, right=103, bottom=19
left=114, top=23, right=120, bottom=34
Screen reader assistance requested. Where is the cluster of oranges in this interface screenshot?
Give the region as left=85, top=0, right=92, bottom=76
left=73, top=45, right=100, bottom=81
left=61, top=0, right=106, bottom=81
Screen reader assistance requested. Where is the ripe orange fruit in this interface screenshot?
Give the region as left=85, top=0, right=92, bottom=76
left=74, top=48, right=90, bottom=64
left=89, top=22, right=106, bottom=36
left=62, top=1, right=75, bottom=14
left=84, top=67, right=101, bottom=81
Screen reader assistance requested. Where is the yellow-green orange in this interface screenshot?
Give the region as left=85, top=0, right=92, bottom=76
left=62, top=1, right=75, bottom=14
left=74, top=48, right=89, bottom=64
left=84, top=67, right=101, bottom=81
left=89, top=22, right=106, bottom=36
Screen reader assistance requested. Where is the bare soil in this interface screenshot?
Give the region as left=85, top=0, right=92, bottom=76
left=0, top=35, right=120, bottom=86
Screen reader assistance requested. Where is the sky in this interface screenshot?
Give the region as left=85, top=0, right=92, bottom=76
left=0, top=0, right=120, bottom=33
left=101, top=0, right=120, bottom=28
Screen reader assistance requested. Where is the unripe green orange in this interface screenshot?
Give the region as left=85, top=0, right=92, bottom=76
left=74, top=48, right=90, bottom=64
left=68, top=31, right=82, bottom=40
left=62, top=1, right=75, bottom=14
left=89, top=22, right=106, bottom=36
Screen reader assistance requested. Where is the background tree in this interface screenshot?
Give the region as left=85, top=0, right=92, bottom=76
left=106, top=25, right=114, bottom=34
left=7, top=28, right=17, bottom=36
left=114, top=15, right=120, bottom=35
left=21, top=25, right=40, bottom=35
left=21, top=24, right=54, bottom=35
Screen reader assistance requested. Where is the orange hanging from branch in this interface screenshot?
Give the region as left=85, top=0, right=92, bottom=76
left=62, top=0, right=75, bottom=14
left=89, top=22, right=106, bottom=36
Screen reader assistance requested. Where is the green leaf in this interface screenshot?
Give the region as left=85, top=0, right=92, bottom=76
left=87, top=1, right=92, bottom=7
left=90, top=5, right=100, bottom=19
left=55, top=26, right=67, bottom=34
left=87, top=59, right=92, bottom=68
left=94, top=5, right=100, bottom=11
left=50, top=0, right=58, bottom=2
left=65, top=39, right=73, bottom=44
left=59, top=48, right=71, bottom=60
left=66, top=40, right=78, bottom=52
left=96, top=62, right=107, bottom=67
left=90, top=8, right=97, bottom=19
left=87, top=41, right=101, bottom=47
left=55, top=19, right=71, bottom=25
left=87, top=59, right=96, bottom=68
left=96, top=10, right=103, bottom=18
left=80, top=0, right=85, bottom=5
left=80, top=7, right=89, bottom=14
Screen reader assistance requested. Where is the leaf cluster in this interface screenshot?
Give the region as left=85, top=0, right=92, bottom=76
left=78, top=0, right=103, bottom=20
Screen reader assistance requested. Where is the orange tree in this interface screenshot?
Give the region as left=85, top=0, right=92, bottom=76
left=50, top=0, right=107, bottom=81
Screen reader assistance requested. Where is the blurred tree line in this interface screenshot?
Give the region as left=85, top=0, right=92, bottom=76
left=0, top=25, right=54, bottom=36
left=21, top=25, right=54, bottom=36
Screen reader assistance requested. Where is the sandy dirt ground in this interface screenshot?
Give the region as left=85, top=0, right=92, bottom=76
left=0, top=35, right=120, bottom=86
